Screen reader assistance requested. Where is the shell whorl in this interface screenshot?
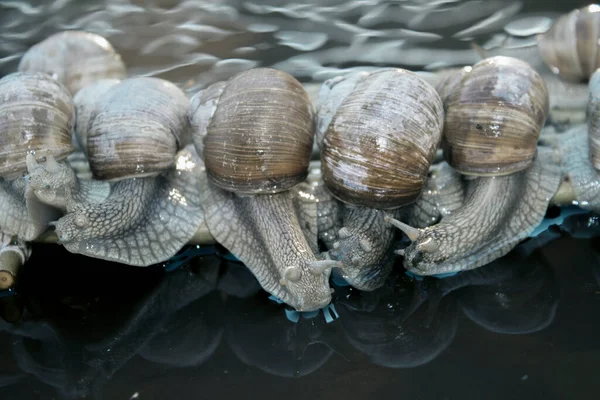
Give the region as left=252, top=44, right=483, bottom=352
left=588, top=68, right=600, bottom=170
left=18, top=30, right=127, bottom=96
left=72, top=79, right=121, bottom=156
left=0, top=72, right=75, bottom=180
left=200, top=68, right=315, bottom=194
left=320, top=68, right=444, bottom=210
left=537, top=5, right=600, bottom=83
left=442, top=56, right=549, bottom=176
left=86, top=77, right=190, bottom=181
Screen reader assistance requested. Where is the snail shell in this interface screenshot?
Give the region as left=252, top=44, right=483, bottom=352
left=72, top=78, right=121, bottom=156
left=86, top=77, right=190, bottom=181
left=443, top=56, right=549, bottom=176
left=18, top=31, right=127, bottom=96
left=0, top=72, right=75, bottom=180
left=537, top=5, right=600, bottom=83
left=435, top=66, right=472, bottom=105
left=197, top=68, right=315, bottom=194
left=588, top=68, right=600, bottom=170
left=321, top=68, right=444, bottom=209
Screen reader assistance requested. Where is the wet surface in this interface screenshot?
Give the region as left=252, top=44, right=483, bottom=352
left=0, top=210, right=599, bottom=400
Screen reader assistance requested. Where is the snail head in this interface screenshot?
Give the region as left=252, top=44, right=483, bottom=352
left=26, top=153, right=76, bottom=204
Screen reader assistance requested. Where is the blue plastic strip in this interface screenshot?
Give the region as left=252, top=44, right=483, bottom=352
left=0, top=288, right=15, bottom=298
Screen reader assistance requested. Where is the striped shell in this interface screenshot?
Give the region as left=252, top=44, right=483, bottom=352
left=72, top=78, right=121, bottom=156
left=321, top=68, right=444, bottom=209
left=194, top=68, right=315, bottom=194
left=537, top=5, right=600, bottom=82
left=86, top=77, right=190, bottom=181
left=0, top=72, right=75, bottom=179
left=18, top=31, right=127, bottom=95
left=443, top=56, right=549, bottom=176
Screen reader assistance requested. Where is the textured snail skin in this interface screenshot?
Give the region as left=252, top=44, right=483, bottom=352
left=406, top=162, right=466, bottom=229
left=197, top=163, right=333, bottom=312
left=291, top=164, right=342, bottom=253
left=315, top=69, right=443, bottom=291
left=26, top=146, right=205, bottom=266
left=588, top=69, right=600, bottom=170
left=553, top=124, right=600, bottom=213
left=0, top=177, right=62, bottom=242
left=399, top=147, right=562, bottom=276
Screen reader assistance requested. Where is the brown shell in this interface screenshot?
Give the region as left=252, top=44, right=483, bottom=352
left=588, top=68, right=600, bottom=170
left=321, top=68, right=444, bottom=210
left=86, top=77, right=190, bottom=181
left=435, top=66, right=472, bottom=105
left=201, top=68, right=315, bottom=194
left=537, top=5, right=600, bottom=83
left=442, top=56, right=549, bottom=176
left=18, top=31, right=127, bottom=95
left=72, top=78, right=121, bottom=156
left=0, top=72, right=75, bottom=179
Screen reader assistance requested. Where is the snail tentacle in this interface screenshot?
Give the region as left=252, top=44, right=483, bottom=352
left=400, top=147, right=562, bottom=276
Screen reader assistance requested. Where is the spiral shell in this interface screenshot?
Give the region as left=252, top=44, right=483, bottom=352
left=588, top=68, right=600, bottom=170
left=18, top=31, right=127, bottom=95
left=321, top=68, right=444, bottom=210
left=0, top=72, right=75, bottom=179
left=196, top=68, right=315, bottom=194
left=443, top=56, right=549, bottom=176
left=537, top=5, right=600, bottom=82
left=435, top=66, right=472, bottom=105
left=86, top=77, right=190, bottom=181
left=72, top=79, right=121, bottom=156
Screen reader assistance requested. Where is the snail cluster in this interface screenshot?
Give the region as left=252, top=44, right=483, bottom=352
left=1, top=3, right=600, bottom=313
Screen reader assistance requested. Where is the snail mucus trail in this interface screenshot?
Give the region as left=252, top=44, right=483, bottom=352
left=386, top=56, right=563, bottom=276
left=315, top=68, right=444, bottom=290
left=190, top=67, right=341, bottom=312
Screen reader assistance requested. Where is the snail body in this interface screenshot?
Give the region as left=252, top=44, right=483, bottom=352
left=315, top=68, right=444, bottom=290
left=17, top=30, right=127, bottom=96
left=26, top=77, right=204, bottom=266
left=0, top=72, right=75, bottom=241
left=388, top=56, right=563, bottom=276
left=191, top=68, right=337, bottom=312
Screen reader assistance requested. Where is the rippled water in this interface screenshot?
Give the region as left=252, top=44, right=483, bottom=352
left=0, top=0, right=589, bottom=95
left=1, top=1, right=599, bottom=399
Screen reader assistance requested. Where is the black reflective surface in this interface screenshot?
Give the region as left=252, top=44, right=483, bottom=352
left=0, top=211, right=598, bottom=400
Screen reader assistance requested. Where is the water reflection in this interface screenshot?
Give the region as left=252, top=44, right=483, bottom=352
left=0, top=210, right=598, bottom=398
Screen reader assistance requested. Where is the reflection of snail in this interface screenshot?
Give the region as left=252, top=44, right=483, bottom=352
left=191, top=68, right=338, bottom=312
left=225, top=295, right=334, bottom=377
left=337, top=277, right=458, bottom=368
left=315, top=69, right=444, bottom=290
left=26, top=76, right=205, bottom=266
left=9, top=256, right=220, bottom=399
left=458, top=252, right=558, bottom=334
left=387, top=56, right=563, bottom=276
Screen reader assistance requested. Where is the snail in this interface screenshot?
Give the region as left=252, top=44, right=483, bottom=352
left=386, top=56, right=563, bottom=276
left=544, top=69, right=600, bottom=214
left=536, top=4, right=600, bottom=83
left=190, top=67, right=339, bottom=312
left=315, top=68, right=444, bottom=290
left=0, top=72, right=75, bottom=242
left=17, top=30, right=127, bottom=96
left=25, top=76, right=205, bottom=267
